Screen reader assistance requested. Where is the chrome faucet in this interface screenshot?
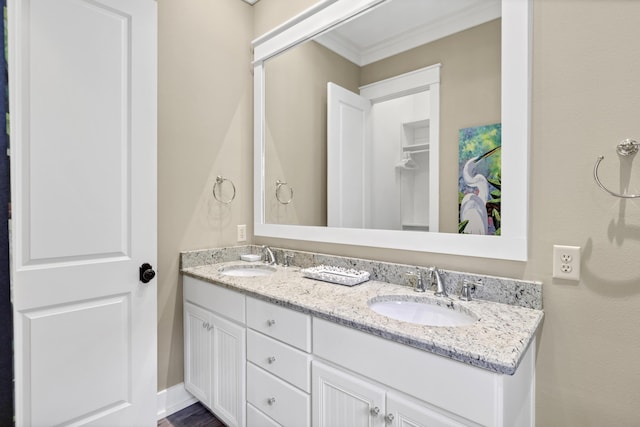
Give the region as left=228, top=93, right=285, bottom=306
left=262, top=245, right=276, bottom=265
left=414, top=268, right=426, bottom=292
left=428, top=267, right=447, bottom=297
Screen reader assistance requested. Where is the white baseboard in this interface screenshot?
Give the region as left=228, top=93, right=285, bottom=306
left=157, top=383, right=198, bottom=420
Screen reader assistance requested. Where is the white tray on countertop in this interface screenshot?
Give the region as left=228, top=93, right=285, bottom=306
left=240, top=254, right=262, bottom=262
left=301, top=265, right=370, bottom=286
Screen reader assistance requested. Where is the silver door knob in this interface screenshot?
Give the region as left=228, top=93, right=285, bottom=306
left=267, top=397, right=276, bottom=405
left=370, top=406, right=380, bottom=416
left=267, top=356, right=276, bottom=364
left=385, top=413, right=395, bottom=424
left=267, top=319, right=276, bottom=326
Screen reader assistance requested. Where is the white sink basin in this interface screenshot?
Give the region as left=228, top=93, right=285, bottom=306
left=368, top=297, right=477, bottom=327
left=218, top=264, right=277, bottom=277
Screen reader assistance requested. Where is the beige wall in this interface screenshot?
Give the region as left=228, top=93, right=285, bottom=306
left=157, top=0, right=254, bottom=390
left=265, top=42, right=360, bottom=226
left=159, top=0, right=640, bottom=425
left=530, top=1, right=640, bottom=424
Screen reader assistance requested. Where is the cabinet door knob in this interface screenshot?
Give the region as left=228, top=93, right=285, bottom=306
left=267, top=397, right=276, bottom=405
left=385, top=413, right=395, bottom=424
left=267, top=356, right=276, bottom=364
left=370, top=406, right=381, bottom=416
left=267, top=319, right=276, bottom=326
left=202, top=322, right=209, bottom=329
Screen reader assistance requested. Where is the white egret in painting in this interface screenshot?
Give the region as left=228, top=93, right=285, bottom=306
left=460, top=146, right=500, bottom=235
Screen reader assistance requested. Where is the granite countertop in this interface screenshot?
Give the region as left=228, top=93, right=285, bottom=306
left=182, top=261, right=543, bottom=375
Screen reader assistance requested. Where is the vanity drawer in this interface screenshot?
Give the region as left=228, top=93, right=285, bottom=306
left=183, top=276, right=245, bottom=324
left=247, top=329, right=311, bottom=392
left=246, top=297, right=311, bottom=351
left=247, top=363, right=310, bottom=427
left=247, top=403, right=281, bottom=427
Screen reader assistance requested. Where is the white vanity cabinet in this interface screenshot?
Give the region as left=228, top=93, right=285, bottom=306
left=245, top=297, right=312, bottom=427
left=182, top=277, right=536, bottom=427
left=313, top=361, right=469, bottom=427
left=183, top=276, right=246, bottom=427
left=312, top=318, right=535, bottom=427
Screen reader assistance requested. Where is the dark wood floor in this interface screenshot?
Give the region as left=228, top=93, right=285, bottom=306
left=158, top=403, right=225, bottom=427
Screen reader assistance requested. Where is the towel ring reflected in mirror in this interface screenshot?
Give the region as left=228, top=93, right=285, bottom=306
left=212, top=175, right=236, bottom=204
left=593, top=138, right=640, bottom=199
left=275, top=180, right=294, bottom=205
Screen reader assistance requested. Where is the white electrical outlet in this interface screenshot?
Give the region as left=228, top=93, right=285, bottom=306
left=237, top=224, right=247, bottom=242
left=553, top=245, right=580, bottom=280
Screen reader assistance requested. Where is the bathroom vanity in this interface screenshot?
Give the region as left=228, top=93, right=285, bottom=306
left=181, top=249, right=542, bottom=427
left=188, top=0, right=539, bottom=423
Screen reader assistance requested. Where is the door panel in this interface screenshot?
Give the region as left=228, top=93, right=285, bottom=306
left=327, top=82, right=371, bottom=229
left=184, top=302, right=211, bottom=405
left=312, top=361, right=385, bottom=427
left=27, top=0, right=132, bottom=263
left=210, top=314, right=246, bottom=427
left=28, top=296, right=130, bottom=427
left=9, top=0, right=157, bottom=425
left=386, top=391, right=472, bottom=427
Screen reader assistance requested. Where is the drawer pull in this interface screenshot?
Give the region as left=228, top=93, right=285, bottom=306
left=370, top=406, right=380, bottom=416
left=202, top=322, right=210, bottom=329
left=267, top=319, right=276, bottom=326
left=267, top=397, right=276, bottom=405
left=385, top=413, right=395, bottom=424
left=267, top=356, right=276, bottom=364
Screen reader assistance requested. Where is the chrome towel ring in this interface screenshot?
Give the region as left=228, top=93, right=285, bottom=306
left=593, top=139, right=640, bottom=199
left=212, top=176, right=236, bottom=204
left=275, top=180, right=294, bottom=204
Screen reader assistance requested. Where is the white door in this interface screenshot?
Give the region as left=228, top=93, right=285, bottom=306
left=9, top=0, right=157, bottom=425
left=327, top=82, right=371, bottom=229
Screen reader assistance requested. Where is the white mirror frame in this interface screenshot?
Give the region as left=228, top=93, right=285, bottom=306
left=253, top=0, right=531, bottom=261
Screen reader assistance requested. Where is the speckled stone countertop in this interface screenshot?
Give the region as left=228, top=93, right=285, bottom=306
left=182, top=260, right=543, bottom=375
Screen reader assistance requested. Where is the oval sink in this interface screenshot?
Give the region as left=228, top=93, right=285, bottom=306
left=218, top=264, right=277, bottom=277
left=368, top=297, right=477, bottom=327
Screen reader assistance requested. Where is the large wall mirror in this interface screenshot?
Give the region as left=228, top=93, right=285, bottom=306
left=253, top=0, right=531, bottom=260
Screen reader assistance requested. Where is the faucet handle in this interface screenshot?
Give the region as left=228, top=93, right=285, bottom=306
left=459, top=280, right=473, bottom=301
left=283, top=253, right=293, bottom=267
left=459, top=279, right=482, bottom=301
left=412, top=268, right=426, bottom=292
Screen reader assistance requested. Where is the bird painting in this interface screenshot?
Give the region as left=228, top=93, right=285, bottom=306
left=458, top=124, right=502, bottom=235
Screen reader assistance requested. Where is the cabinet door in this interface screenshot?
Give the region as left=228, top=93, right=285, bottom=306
left=312, top=361, right=386, bottom=427
left=386, top=392, right=473, bottom=427
left=184, top=302, right=211, bottom=405
left=210, top=313, right=246, bottom=427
